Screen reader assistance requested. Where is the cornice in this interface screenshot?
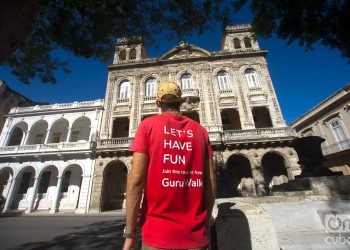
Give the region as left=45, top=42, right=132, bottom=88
left=108, top=50, right=269, bottom=71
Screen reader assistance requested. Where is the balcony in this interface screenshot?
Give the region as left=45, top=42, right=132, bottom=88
left=208, top=132, right=222, bottom=145
left=223, top=127, right=295, bottom=144
left=0, top=141, right=92, bottom=156
left=182, top=89, right=199, bottom=102
left=322, top=139, right=350, bottom=155
left=97, top=138, right=133, bottom=151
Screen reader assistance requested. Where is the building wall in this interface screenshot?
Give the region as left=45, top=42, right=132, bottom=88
left=90, top=24, right=300, bottom=212
left=291, top=83, right=350, bottom=174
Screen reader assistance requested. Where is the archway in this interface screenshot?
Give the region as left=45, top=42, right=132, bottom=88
left=34, top=165, right=59, bottom=210
left=70, top=117, right=91, bottom=142
left=47, top=118, right=69, bottom=143
left=12, top=166, right=35, bottom=210
left=27, top=120, right=48, bottom=145
left=59, top=165, right=83, bottom=211
left=226, top=155, right=256, bottom=197
left=101, top=161, right=127, bottom=211
left=7, top=122, right=28, bottom=146
left=262, top=152, right=289, bottom=193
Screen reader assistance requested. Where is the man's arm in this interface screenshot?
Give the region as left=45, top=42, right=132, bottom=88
left=122, top=152, right=149, bottom=250
left=204, top=158, right=216, bottom=218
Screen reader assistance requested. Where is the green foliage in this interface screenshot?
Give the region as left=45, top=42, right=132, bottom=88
left=235, top=0, right=350, bottom=59
left=4, top=0, right=229, bottom=84
left=4, top=0, right=349, bottom=84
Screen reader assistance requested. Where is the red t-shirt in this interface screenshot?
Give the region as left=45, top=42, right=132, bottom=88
left=130, top=113, right=213, bottom=249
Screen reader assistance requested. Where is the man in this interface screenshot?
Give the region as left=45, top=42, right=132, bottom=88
left=122, top=82, right=216, bottom=250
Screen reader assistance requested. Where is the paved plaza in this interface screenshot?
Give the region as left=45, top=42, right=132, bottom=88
left=0, top=212, right=131, bottom=250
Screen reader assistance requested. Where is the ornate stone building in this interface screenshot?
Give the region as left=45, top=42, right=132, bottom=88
left=291, top=83, right=350, bottom=174
left=0, top=100, right=104, bottom=214
left=89, top=24, right=300, bottom=213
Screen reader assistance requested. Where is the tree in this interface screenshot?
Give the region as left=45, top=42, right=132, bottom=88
left=0, top=0, right=229, bottom=84
left=234, top=0, right=350, bottom=59
left=1, top=0, right=349, bottom=85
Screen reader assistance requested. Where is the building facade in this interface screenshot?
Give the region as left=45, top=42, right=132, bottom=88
left=291, top=83, right=350, bottom=174
left=0, top=100, right=104, bottom=214
left=89, top=24, right=300, bottom=213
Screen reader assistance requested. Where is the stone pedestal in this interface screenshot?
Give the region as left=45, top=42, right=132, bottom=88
left=291, top=136, right=341, bottom=178
left=212, top=199, right=280, bottom=250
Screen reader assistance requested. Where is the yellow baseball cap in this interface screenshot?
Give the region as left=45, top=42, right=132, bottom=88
left=156, top=82, right=182, bottom=103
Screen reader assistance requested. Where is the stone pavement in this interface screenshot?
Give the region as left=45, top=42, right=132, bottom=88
left=0, top=211, right=132, bottom=250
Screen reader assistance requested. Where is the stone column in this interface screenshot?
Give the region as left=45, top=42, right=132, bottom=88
left=88, top=126, right=93, bottom=141
left=25, top=177, right=41, bottom=214
left=2, top=177, right=17, bottom=213
left=23, top=131, right=31, bottom=145
left=66, top=127, right=72, bottom=143
left=50, top=176, right=63, bottom=214
left=44, top=129, right=51, bottom=144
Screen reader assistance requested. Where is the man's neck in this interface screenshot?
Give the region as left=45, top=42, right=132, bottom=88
left=162, top=110, right=181, bottom=115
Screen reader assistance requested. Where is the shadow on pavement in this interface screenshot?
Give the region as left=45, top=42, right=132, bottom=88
left=10, top=219, right=136, bottom=250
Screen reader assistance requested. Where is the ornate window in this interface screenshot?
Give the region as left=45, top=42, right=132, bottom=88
left=119, top=81, right=131, bottom=99
left=145, top=78, right=157, bottom=97
left=330, top=119, right=349, bottom=150
left=181, top=74, right=193, bottom=90
left=233, top=38, right=241, bottom=49
left=129, top=48, right=136, bottom=60
left=34, top=134, right=44, bottom=144
left=245, top=68, right=260, bottom=89
left=119, top=50, right=126, bottom=61
left=244, top=37, right=252, bottom=48
left=217, top=71, right=231, bottom=91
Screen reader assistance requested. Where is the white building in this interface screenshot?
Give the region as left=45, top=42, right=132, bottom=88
left=291, top=83, right=350, bottom=174
left=0, top=100, right=104, bottom=214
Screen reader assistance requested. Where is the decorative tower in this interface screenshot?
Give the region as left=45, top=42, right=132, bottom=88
left=113, top=37, right=148, bottom=64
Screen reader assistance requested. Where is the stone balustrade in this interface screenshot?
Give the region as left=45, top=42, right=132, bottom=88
left=9, top=99, right=104, bottom=114
left=97, top=138, right=133, bottom=149
left=182, top=89, right=199, bottom=99
left=208, top=131, right=222, bottom=145
left=0, top=141, right=92, bottom=155
left=223, top=127, right=295, bottom=142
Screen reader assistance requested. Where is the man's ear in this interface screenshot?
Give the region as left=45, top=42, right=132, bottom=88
left=156, top=100, right=160, bottom=107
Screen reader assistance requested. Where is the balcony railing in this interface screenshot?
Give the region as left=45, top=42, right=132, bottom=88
left=223, top=127, right=295, bottom=142
left=97, top=138, right=133, bottom=149
left=182, top=89, right=199, bottom=99
left=208, top=132, right=222, bottom=145
left=9, top=100, right=104, bottom=114
left=0, top=141, right=92, bottom=155
left=322, top=139, right=350, bottom=155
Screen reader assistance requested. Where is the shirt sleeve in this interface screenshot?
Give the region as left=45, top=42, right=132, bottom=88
left=129, top=122, right=149, bottom=155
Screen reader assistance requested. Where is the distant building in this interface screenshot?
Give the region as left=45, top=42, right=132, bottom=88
left=0, top=100, right=104, bottom=214
left=88, top=24, right=300, bottom=213
left=291, top=83, right=350, bottom=175
left=0, top=80, right=44, bottom=132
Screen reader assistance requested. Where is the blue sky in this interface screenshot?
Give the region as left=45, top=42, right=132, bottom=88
left=1, top=21, right=350, bottom=125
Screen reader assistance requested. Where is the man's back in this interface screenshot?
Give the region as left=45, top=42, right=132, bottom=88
left=130, top=113, right=212, bottom=249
